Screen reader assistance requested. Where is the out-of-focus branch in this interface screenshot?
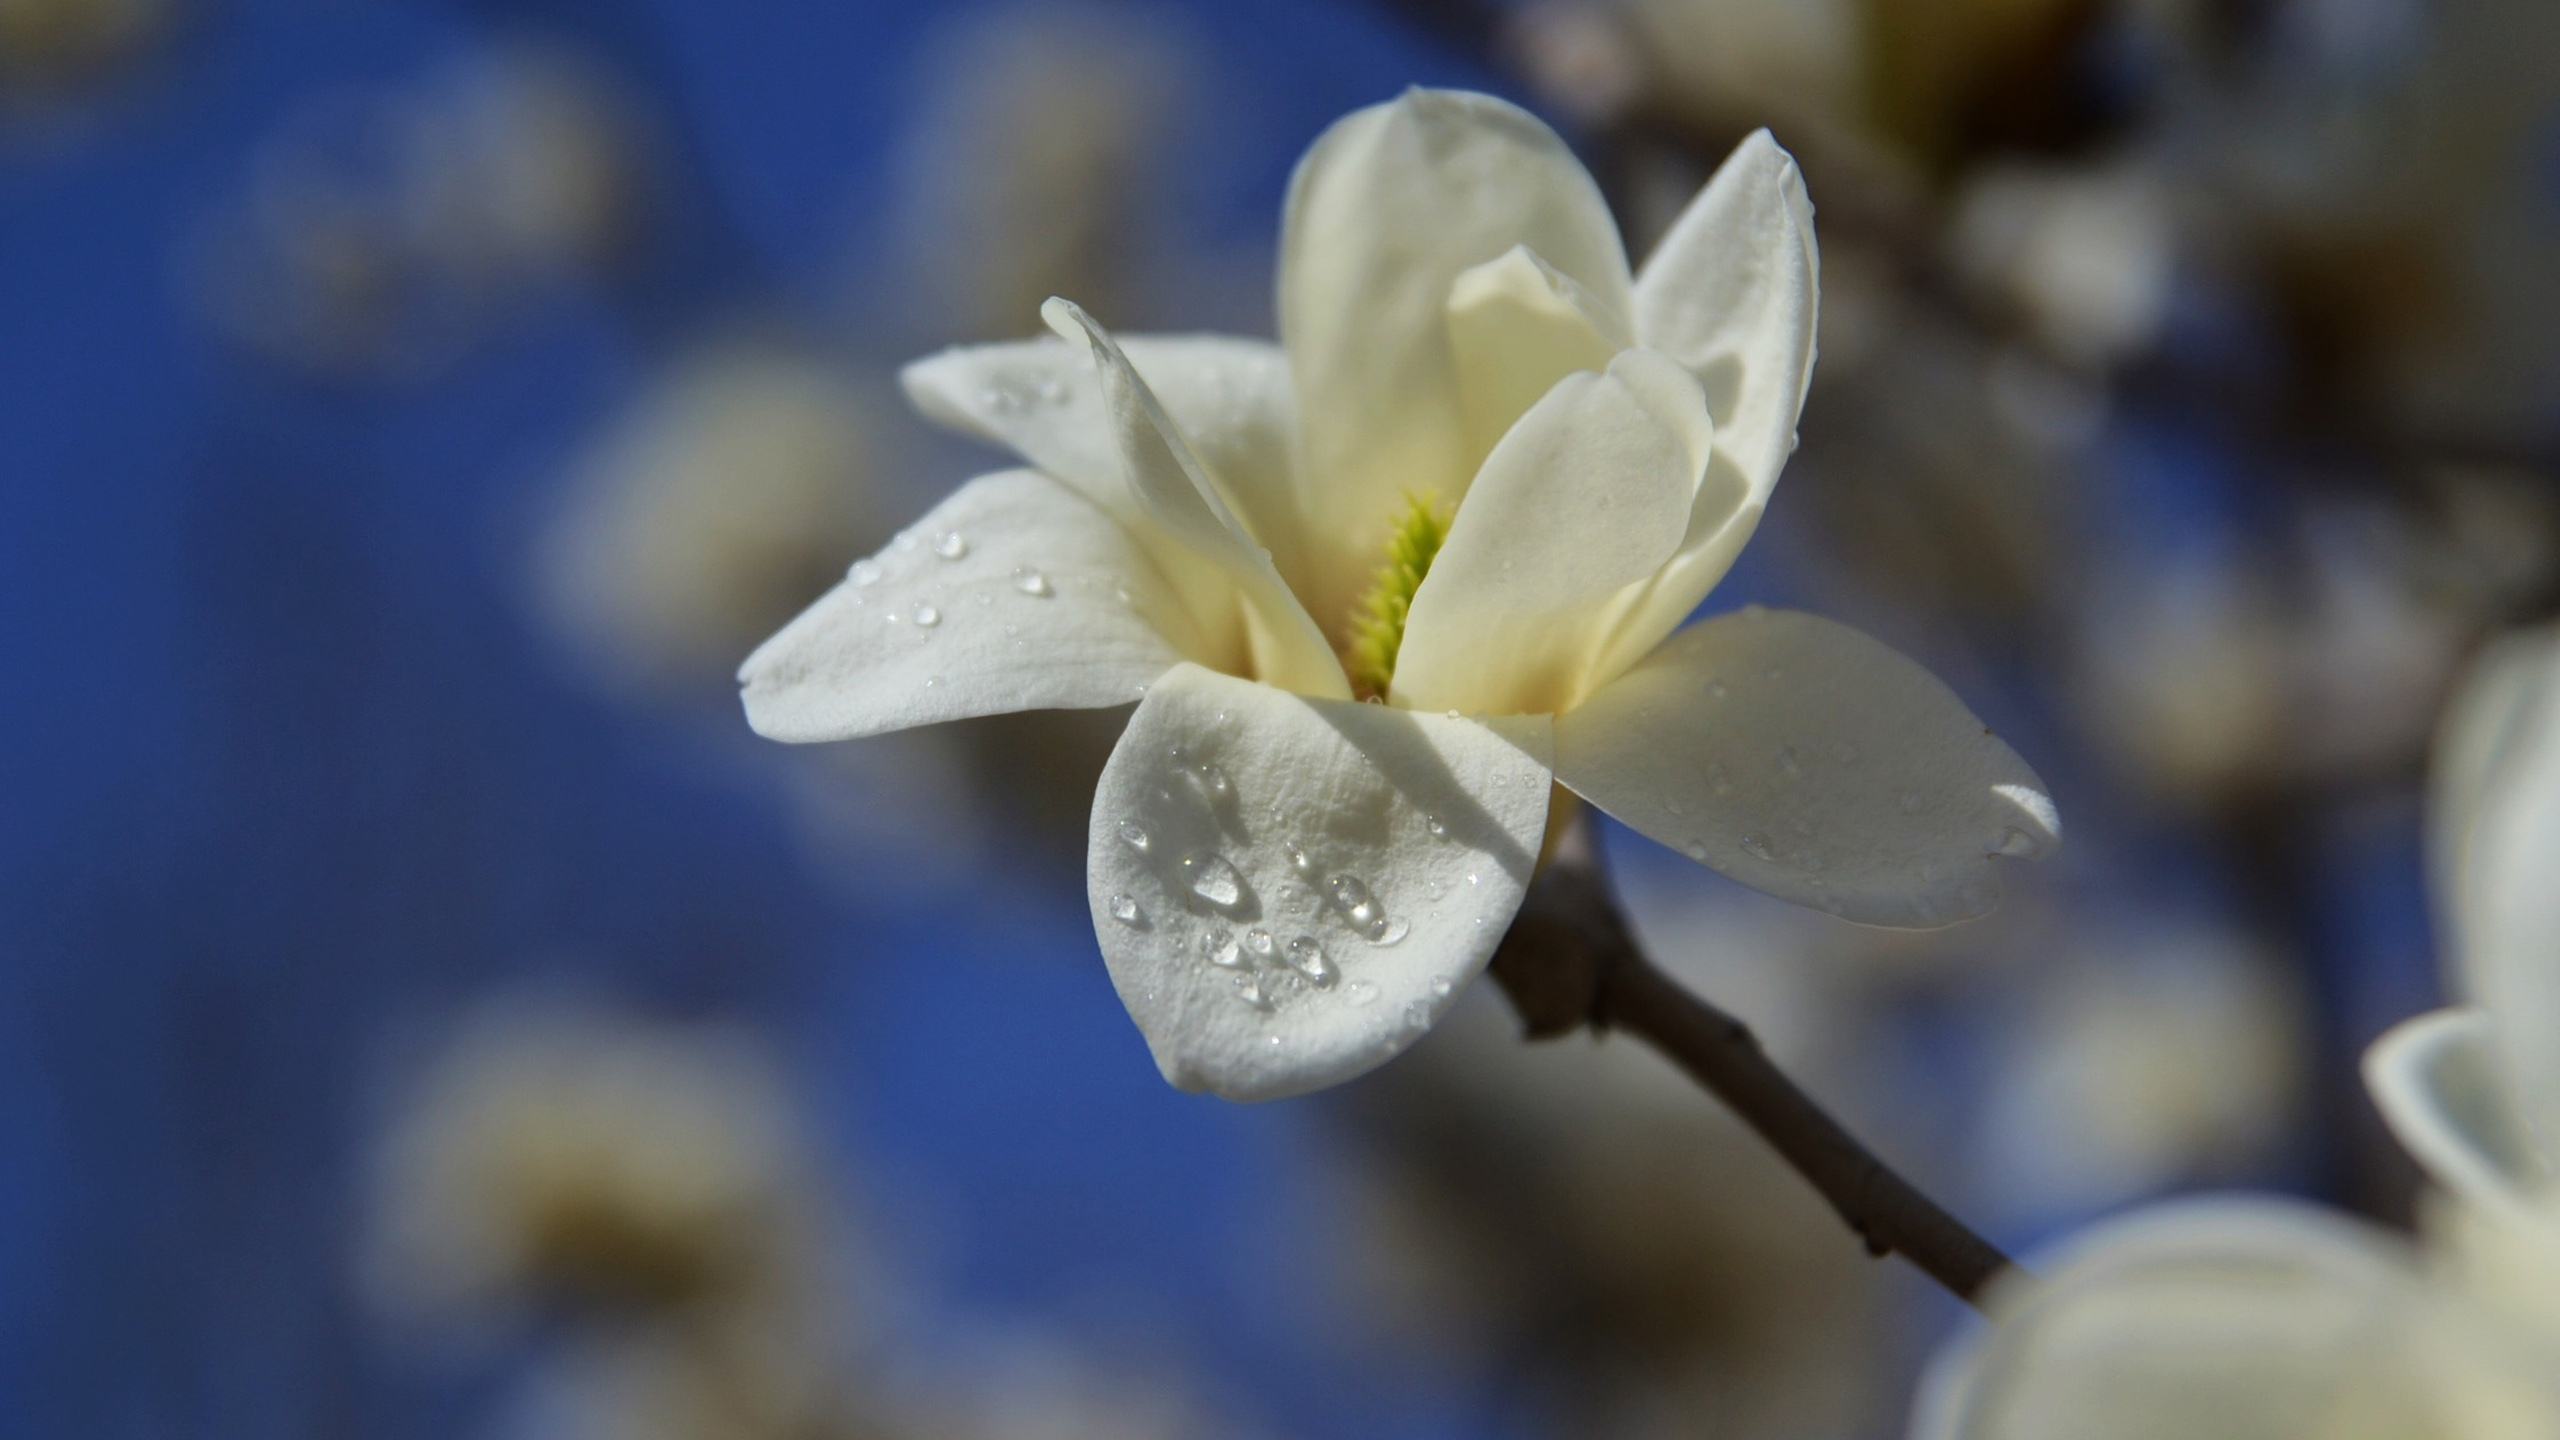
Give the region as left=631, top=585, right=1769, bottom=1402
left=1488, top=813, right=2017, bottom=1307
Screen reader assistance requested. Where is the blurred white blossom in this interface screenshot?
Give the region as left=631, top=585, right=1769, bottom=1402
left=741, top=89, right=2057, bottom=1101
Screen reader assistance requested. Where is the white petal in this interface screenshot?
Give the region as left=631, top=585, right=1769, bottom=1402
left=899, top=333, right=1300, bottom=546
left=1632, top=129, right=1819, bottom=496
left=1553, top=609, right=2056, bottom=926
left=2363, top=1008, right=2549, bottom=1220
left=1043, top=299, right=1350, bottom=700
left=1086, top=664, right=1552, bottom=1101
left=2459, top=716, right=2560, bottom=1169
left=1393, top=349, right=1712, bottom=717
left=1446, top=245, right=1631, bottom=475
left=1280, top=88, right=1634, bottom=624
left=739, top=470, right=1198, bottom=742
left=1918, top=1198, right=2555, bottom=1440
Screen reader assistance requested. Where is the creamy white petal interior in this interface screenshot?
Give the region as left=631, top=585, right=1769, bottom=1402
left=2364, top=1007, right=2549, bottom=1220
left=1554, top=609, right=2057, bottom=927
left=1445, top=245, right=1631, bottom=474
left=740, top=470, right=1202, bottom=742
left=1043, top=299, right=1350, bottom=700
left=1279, top=87, right=1634, bottom=624
left=1917, top=1200, right=2559, bottom=1440
left=2456, top=677, right=2560, bottom=1165
left=1632, top=128, right=1819, bottom=495
left=1394, top=349, right=1712, bottom=717
left=1086, top=664, right=1552, bottom=1102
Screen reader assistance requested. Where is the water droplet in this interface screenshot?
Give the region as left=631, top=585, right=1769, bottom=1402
left=1373, top=917, right=1411, bottom=946
left=1191, top=761, right=1231, bottom=798
left=1233, top=974, right=1269, bottom=1009
left=1202, top=929, right=1243, bottom=968
left=893, top=533, right=920, bottom=553
left=1776, top=746, right=1803, bottom=779
left=1114, top=585, right=1134, bottom=606
left=849, top=558, right=883, bottom=586
left=1443, top=709, right=1461, bottom=720
left=1286, top=843, right=1312, bottom=874
left=1465, top=872, right=1480, bottom=888
left=1899, top=790, right=1926, bottom=814
left=924, top=675, right=942, bottom=689
left=1012, top=567, right=1052, bottom=597
left=1993, top=827, right=2040, bottom=858
left=1285, top=935, right=1336, bottom=987
left=1707, top=762, right=1733, bottom=795
left=1740, top=833, right=1776, bottom=862
left=933, top=530, right=968, bottom=560
left=1326, top=874, right=1383, bottom=933
left=1401, top=1001, right=1431, bottom=1032
left=1683, top=840, right=1709, bottom=862
left=1244, top=928, right=1275, bottom=958
left=1184, top=854, right=1243, bottom=908
left=1118, top=822, right=1150, bottom=853
left=1108, top=893, right=1144, bottom=925
left=1034, top=375, right=1067, bottom=403
left=1425, top=814, right=1447, bottom=838
left=911, top=602, right=941, bottom=627
left=1345, top=980, right=1379, bottom=1007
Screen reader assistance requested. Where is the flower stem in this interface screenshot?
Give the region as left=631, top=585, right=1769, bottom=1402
left=1486, top=812, right=2016, bottom=1307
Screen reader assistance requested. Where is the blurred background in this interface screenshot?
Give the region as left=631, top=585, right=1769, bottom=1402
left=4, top=0, right=2556, bottom=1435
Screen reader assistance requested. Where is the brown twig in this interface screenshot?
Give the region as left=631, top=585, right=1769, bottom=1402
left=1489, top=813, right=2016, bottom=1306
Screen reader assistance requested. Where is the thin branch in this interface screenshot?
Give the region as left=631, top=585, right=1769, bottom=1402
left=1488, top=812, right=2016, bottom=1306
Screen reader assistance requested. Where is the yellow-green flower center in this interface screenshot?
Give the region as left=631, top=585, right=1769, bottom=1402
left=1343, top=491, right=1451, bottom=702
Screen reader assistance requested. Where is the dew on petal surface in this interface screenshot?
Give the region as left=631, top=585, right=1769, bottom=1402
left=1107, top=893, right=1143, bottom=925
left=1243, top=928, right=1274, bottom=958
left=1202, top=929, right=1242, bottom=969
left=1740, top=833, right=1776, bottom=862
left=1011, top=566, right=1052, bottom=597
left=1117, top=822, right=1150, bottom=854
left=849, top=558, right=882, bottom=586
left=910, top=603, right=940, bottom=627
left=1373, top=917, right=1411, bottom=946
left=1184, top=854, right=1244, bottom=908
left=933, top=530, right=968, bottom=560
left=1285, top=935, right=1336, bottom=987
left=1344, top=980, right=1379, bottom=1007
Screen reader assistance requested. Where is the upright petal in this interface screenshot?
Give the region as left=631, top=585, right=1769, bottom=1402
left=2455, top=656, right=2560, bottom=1163
left=1393, top=349, right=1712, bottom=717
left=899, top=334, right=1303, bottom=557
left=2432, top=627, right=2560, bottom=951
left=740, top=470, right=1204, bottom=742
left=1445, top=245, right=1631, bottom=476
left=1917, top=1200, right=2557, bottom=1440
left=1280, top=88, right=1633, bottom=626
left=1554, top=609, right=2057, bottom=927
left=1044, top=299, right=1350, bottom=699
left=1086, top=664, right=1552, bottom=1101
left=2364, top=1008, right=2548, bottom=1221
left=1633, top=129, right=1819, bottom=495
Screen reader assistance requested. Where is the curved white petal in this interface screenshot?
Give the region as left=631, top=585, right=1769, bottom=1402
left=2364, top=1008, right=2548, bottom=1220
left=1632, top=128, right=1819, bottom=496
left=899, top=334, right=1303, bottom=555
left=1086, top=664, right=1552, bottom=1101
left=1446, top=245, right=1630, bottom=475
left=2459, top=686, right=2560, bottom=1166
left=1280, top=87, right=1634, bottom=624
left=1394, top=349, right=1712, bottom=717
left=1553, top=609, right=2057, bottom=927
left=739, top=470, right=1200, bottom=742
left=1917, top=1198, right=2557, bottom=1440
left=1043, top=299, right=1350, bottom=700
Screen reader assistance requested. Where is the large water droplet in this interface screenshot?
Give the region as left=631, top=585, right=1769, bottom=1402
left=1243, top=928, right=1275, bottom=958
left=1683, top=840, right=1709, bottom=862
left=1107, top=893, right=1144, bottom=926
left=933, top=530, right=968, bottom=560
left=1285, top=935, right=1336, bottom=987
left=1373, top=917, right=1411, bottom=946
left=1233, top=974, right=1269, bottom=1010
left=1202, top=929, right=1243, bottom=968
left=1193, top=762, right=1231, bottom=798
left=1117, top=822, right=1150, bottom=854
left=893, top=533, right=920, bottom=553
left=1184, top=854, right=1243, bottom=908
left=1326, top=874, right=1380, bottom=932
left=1740, top=833, right=1776, bottom=862
left=849, top=558, right=882, bottom=586
left=911, top=602, right=941, bottom=627
left=1011, top=567, right=1053, bottom=597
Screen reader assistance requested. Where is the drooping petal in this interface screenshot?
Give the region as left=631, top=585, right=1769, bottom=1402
left=2454, top=655, right=2560, bottom=1164
left=1043, top=299, right=1350, bottom=699
left=1445, top=245, right=1631, bottom=476
left=1632, top=128, right=1818, bottom=495
left=1916, top=1199, right=2558, bottom=1440
left=899, top=334, right=1302, bottom=554
left=740, top=469, right=1204, bottom=742
left=1279, top=88, right=1634, bottom=626
left=1393, top=349, right=1712, bottom=717
left=1553, top=609, right=2057, bottom=926
left=2363, top=1008, right=2548, bottom=1221
left=1086, top=663, right=1552, bottom=1101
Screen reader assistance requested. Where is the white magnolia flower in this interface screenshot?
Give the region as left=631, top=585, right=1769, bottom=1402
left=742, top=89, right=2058, bottom=1101
left=1912, top=630, right=2560, bottom=1439
left=2366, top=626, right=2560, bottom=1224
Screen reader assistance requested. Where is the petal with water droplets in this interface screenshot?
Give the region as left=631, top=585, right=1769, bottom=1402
left=740, top=469, right=1204, bottom=742
left=1088, top=663, right=1552, bottom=1101
left=1553, top=609, right=2057, bottom=927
